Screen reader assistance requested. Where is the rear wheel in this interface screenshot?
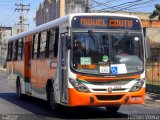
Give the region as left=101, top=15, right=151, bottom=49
left=16, top=80, right=24, bottom=99
left=105, top=106, right=120, bottom=113
left=48, top=85, right=59, bottom=111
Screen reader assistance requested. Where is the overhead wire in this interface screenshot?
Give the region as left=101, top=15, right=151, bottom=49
left=0, top=0, right=31, bottom=27
left=111, top=0, right=157, bottom=12
left=93, top=0, right=158, bottom=13
left=98, top=0, right=143, bottom=11
left=91, top=0, right=122, bottom=11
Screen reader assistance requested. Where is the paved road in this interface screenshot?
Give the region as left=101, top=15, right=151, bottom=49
left=0, top=71, right=160, bottom=120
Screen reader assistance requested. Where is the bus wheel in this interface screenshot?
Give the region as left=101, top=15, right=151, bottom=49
left=105, top=106, right=120, bottom=113
left=16, top=80, right=23, bottom=99
left=48, top=85, right=58, bottom=110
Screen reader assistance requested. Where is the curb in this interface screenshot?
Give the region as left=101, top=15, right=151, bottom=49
left=145, top=95, right=152, bottom=100
left=155, top=100, right=160, bottom=102
left=0, top=67, right=6, bottom=71
left=145, top=93, right=160, bottom=103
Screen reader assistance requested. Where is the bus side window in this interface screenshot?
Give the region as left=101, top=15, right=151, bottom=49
left=33, top=34, right=38, bottom=59
left=39, top=31, right=47, bottom=58
left=17, top=39, right=23, bottom=60
left=48, top=29, right=55, bottom=58
left=48, top=28, right=59, bottom=58
left=7, top=42, right=12, bottom=61
left=12, top=41, right=18, bottom=60
left=21, top=38, right=24, bottom=60
left=6, top=44, right=9, bottom=61
left=54, top=28, right=59, bottom=57
left=15, top=41, right=18, bottom=60
left=10, top=42, right=13, bottom=60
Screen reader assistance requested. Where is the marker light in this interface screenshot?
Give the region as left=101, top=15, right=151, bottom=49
left=69, top=78, right=90, bottom=93
left=129, top=79, right=145, bottom=92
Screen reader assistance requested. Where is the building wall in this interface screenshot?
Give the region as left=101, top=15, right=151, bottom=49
left=36, top=0, right=90, bottom=26
left=0, top=27, right=12, bottom=65
left=65, top=0, right=90, bottom=15
left=36, top=0, right=60, bottom=26
left=146, top=28, right=160, bottom=47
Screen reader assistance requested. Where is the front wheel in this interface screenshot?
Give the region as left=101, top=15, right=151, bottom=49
left=105, top=106, right=120, bottom=113
left=48, top=85, right=59, bottom=111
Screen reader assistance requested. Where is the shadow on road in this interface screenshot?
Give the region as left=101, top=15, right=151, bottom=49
left=149, top=94, right=160, bottom=101
left=0, top=92, right=128, bottom=119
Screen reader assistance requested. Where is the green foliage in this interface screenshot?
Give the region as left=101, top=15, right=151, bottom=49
left=155, top=4, right=160, bottom=11
left=150, top=4, right=160, bottom=20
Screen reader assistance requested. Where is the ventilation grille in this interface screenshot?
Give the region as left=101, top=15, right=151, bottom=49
left=96, top=95, right=123, bottom=101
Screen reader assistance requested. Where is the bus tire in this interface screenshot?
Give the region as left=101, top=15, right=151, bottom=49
left=105, top=105, right=120, bottom=113
left=48, top=85, right=59, bottom=111
left=16, top=79, right=24, bottom=100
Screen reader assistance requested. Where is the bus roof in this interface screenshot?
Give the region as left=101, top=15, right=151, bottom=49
left=8, top=13, right=140, bottom=42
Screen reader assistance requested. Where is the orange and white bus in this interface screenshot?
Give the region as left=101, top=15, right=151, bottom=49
left=6, top=13, right=146, bottom=112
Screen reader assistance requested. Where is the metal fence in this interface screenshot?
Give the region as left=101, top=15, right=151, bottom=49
left=146, top=60, right=160, bottom=94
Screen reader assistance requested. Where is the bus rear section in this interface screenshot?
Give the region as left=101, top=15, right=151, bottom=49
left=65, top=14, right=145, bottom=112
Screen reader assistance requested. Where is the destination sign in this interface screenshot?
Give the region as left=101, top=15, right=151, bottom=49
left=72, top=16, right=141, bottom=30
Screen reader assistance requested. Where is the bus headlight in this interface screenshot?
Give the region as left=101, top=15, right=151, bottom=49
left=69, top=79, right=90, bottom=93
left=129, top=79, right=145, bottom=92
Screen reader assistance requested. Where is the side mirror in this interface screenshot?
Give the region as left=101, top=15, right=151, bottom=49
left=66, top=35, right=71, bottom=49
left=145, top=37, right=151, bottom=59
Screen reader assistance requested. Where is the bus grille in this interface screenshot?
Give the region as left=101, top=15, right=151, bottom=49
left=89, top=79, right=133, bottom=86
left=96, top=95, right=123, bottom=101
left=92, top=88, right=127, bottom=92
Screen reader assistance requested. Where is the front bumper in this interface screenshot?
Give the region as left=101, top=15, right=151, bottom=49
left=68, top=87, right=145, bottom=106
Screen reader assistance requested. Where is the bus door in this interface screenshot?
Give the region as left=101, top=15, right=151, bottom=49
left=60, top=33, right=68, bottom=103
left=24, top=40, right=32, bottom=95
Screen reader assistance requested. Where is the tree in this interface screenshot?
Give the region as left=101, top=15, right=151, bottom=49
left=149, top=4, right=160, bottom=20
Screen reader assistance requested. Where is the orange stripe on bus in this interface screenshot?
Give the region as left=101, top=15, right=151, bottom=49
left=76, top=74, right=140, bottom=82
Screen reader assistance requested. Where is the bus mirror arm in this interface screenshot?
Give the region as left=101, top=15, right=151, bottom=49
left=145, top=37, right=151, bottom=59
left=66, top=35, right=71, bottom=49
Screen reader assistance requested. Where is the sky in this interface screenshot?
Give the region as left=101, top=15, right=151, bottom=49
left=0, top=0, right=44, bottom=29
left=92, top=0, right=160, bottom=13
left=0, top=0, right=159, bottom=29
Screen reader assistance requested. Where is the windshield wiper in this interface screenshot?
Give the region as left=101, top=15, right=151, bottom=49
left=88, top=30, right=99, bottom=48
left=114, top=31, right=128, bottom=46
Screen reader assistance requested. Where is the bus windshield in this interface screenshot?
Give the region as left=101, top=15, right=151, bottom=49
left=71, top=31, right=143, bottom=75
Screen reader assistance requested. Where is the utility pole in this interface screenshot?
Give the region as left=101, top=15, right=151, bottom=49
left=60, top=0, right=65, bottom=17
left=0, top=26, right=6, bottom=44
left=15, top=3, right=30, bottom=33
left=0, top=26, right=6, bottom=64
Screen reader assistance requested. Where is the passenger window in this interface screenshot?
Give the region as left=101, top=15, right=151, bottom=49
left=7, top=42, right=13, bottom=61
left=21, top=38, right=24, bottom=60
left=12, top=41, right=18, bottom=60
left=33, top=34, right=38, bottom=59
left=48, top=28, right=59, bottom=58
left=17, top=39, right=23, bottom=60
left=39, top=31, right=47, bottom=58
left=49, top=29, right=55, bottom=57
